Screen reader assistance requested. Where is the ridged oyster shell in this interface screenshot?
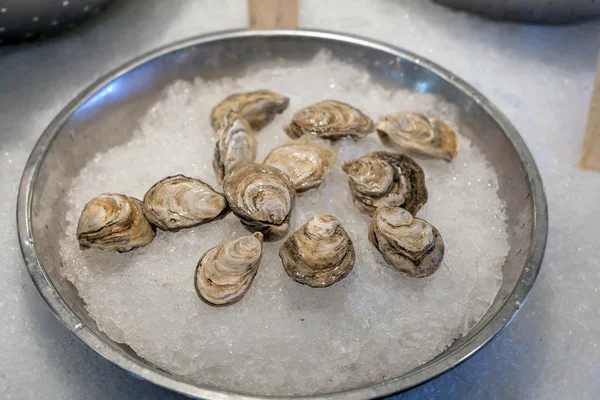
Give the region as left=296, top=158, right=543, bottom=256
left=213, top=111, right=257, bottom=184
left=194, top=232, right=264, bottom=305
left=210, top=89, right=289, bottom=131
left=369, top=205, right=444, bottom=277
left=143, top=175, right=229, bottom=231
left=341, top=151, right=428, bottom=216
left=279, top=215, right=355, bottom=288
left=77, top=193, right=155, bottom=252
left=223, top=164, right=296, bottom=241
left=263, top=139, right=337, bottom=192
left=376, top=112, right=459, bottom=162
left=284, top=100, right=374, bottom=141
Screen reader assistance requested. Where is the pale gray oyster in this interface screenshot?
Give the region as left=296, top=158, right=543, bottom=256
left=77, top=193, right=155, bottom=252
left=279, top=215, right=355, bottom=288
left=263, top=139, right=337, bottom=192
left=376, top=112, right=459, bottom=162
left=194, top=232, right=264, bottom=306
left=143, top=175, right=229, bottom=231
left=284, top=100, right=374, bottom=141
left=341, top=151, right=428, bottom=216
left=210, top=89, right=290, bottom=132
left=223, top=163, right=296, bottom=241
left=213, top=111, right=257, bottom=184
left=369, top=205, right=444, bottom=278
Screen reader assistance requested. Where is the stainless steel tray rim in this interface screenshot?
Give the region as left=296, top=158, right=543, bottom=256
left=17, top=28, right=548, bottom=400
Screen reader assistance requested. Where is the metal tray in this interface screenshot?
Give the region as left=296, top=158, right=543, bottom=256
left=17, top=30, right=547, bottom=399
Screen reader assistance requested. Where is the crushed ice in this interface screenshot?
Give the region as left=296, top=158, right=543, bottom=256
left=59, top=52, right=509, bottom=396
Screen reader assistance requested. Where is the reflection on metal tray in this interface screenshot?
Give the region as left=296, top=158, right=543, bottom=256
left=17, top=30, right=547, bottom=399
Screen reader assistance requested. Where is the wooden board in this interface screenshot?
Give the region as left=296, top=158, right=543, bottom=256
left=579, top=52, right=600, bottom=172
left=248, top=0, right=299, bottom=29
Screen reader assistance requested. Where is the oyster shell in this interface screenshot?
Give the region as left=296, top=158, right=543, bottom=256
left=213, top=111, right=257, bottom=183
left=280, top=215, right=355, bottom=288
left=341, top=151, right=428, bottom=216
left=263, top=139, right=337, bottom=192
left=194, top=232, right=264, bottom=306
left=210, top=89, right=290, bottom=132
left=284, top=100, right=374, bottom=141
left=77, top=193, right=155, bottom=252
left=369, top=205, right=444, bottom=277
left=143, top=175, right=229, bottom=231
left=223, top=163, right=296, bottom=241
left=376, top=112, right=459, bottom=162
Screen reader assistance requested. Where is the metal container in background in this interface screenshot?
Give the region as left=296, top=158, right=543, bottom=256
left=0, top=0, right=115, bottom=42
left=435, top=0, right=600, bottom=23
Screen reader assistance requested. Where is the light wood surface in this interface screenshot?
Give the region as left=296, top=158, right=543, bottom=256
left=580, top=52, right=600, bottom=172
left=248, top=0, right=299, bottom=29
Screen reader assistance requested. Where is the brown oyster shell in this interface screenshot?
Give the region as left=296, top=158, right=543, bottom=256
left=341, top=151, right=428, bottom=216
left=279, top=215, right=355, bottom=288
left=143, top=175, right=229, bottom=231
left=210, top=89, right=289, bottom=132
left=263, top=139, right=337, bottom=192
left=284, top=100, right=374, bottom=141
left=194, top=232, right=263, bottom=306
left=368, top=205, right=444, bottom=277
left=376, top=112, right=459, bottom=162
left=223, top=163, right=296, bottom=241
left=77, top=193, right=155, bottom=252
left=213, top=111, right=257, bottom=184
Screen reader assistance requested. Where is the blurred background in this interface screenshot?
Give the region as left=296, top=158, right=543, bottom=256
left=2, top=0, right=600, bottom=42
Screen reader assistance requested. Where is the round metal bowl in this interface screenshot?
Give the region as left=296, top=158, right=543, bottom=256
left=17, top=30, right=547, bottom=399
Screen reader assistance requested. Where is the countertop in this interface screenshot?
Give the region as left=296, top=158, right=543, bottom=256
left=1, top=1, right=599, bottom=399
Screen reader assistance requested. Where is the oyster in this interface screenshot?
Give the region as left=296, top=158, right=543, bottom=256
left=369, top=205, right=444, bottom=277
left=210, top=89, right=290, bottom=131
left=376, top=112, right=459, bottom=162
left=77, top=193, right=155, bottom=252
left=194, top=232, right=264, bottom=306
left=284, top=100, right=374, bottom=141
left=279, top=215, right=355, bottom=288
left=223, top=163, right=296, bottom=241
left=213, top=111, right=257, bottom=183
left=341, top=151, right=427, bottom=216
left=143, top=175, right=229, bottom=231
left=263, top=139, right=337, bottom=192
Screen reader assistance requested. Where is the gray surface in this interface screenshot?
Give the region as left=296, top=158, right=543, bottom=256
left=0, top=0, right=598, bottom=399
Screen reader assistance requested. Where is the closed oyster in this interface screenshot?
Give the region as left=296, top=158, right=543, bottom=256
left=284, top=100, right=374, bottom=141
left=210, top=89, right=290, bottom=131
left=341, top=151, right=427, bottom=216
left=369, top=205, right=444, bottom=277
left=213, top=111, right=257, bottom=183
left=223, top=164, right=295, bottom=241
left=194, top=232, right=264, bottom=306
left=263, top=139, right=337, bottom=192
left=280, top=215, right=355, bottom=288
left=77, top=193, right=155, bottom=252
left=376, top=112, right=459, bottom=162
left=143, top=175, right=229, bottom=231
